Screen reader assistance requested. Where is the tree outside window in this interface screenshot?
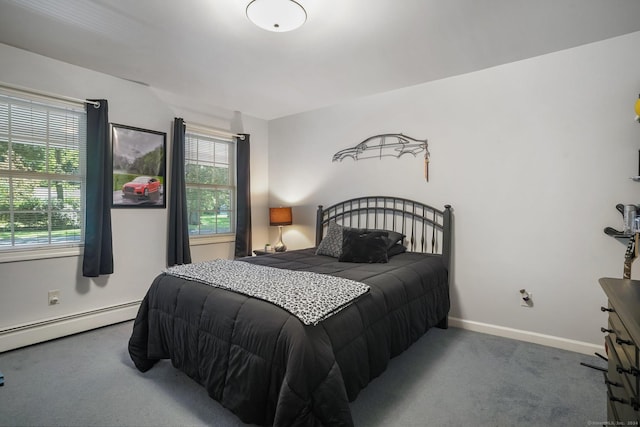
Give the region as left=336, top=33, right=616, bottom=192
left=0, top=93, right=85, bottom=249
left=184, top=131, right=235, bottom=236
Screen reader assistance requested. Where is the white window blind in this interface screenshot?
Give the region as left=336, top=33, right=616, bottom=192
left=0, top=89, right=86, bottom=250
left=184, top=129, right=235, bottom=236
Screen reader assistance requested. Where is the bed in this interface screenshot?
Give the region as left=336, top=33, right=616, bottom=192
left=128, top=196, right=452, bottom=426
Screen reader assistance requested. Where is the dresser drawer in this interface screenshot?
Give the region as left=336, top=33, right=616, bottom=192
left=607, top=335, right=638, bottom=403
left=599, top=278, right=640, bottom=424
left=607, top=370, right=640, bottom=423
left=606, top=365, right=639, bottom=423
left=607, top=387, right=640, bottom=423
left=607, top=394, right=618, bottom=423
left=610, top=308, right=639, bottom=368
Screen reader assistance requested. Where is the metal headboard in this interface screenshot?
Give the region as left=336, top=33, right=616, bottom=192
left=315, top=196, right=452, bottom=269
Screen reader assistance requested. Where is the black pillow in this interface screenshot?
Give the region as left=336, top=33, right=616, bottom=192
left=364, top=229, right=405, bottom=251
left=339, top=230, right=389, bottom=263
left=387, top=243, right=407, bottom=257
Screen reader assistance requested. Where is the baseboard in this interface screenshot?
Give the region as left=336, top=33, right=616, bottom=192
left=0, top=308, right=603, bottom=355
left=0, top=301, right=141, bottom=353
left=448, top=317, right=604, bottom=355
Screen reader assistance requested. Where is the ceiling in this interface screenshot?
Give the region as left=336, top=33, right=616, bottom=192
left=1, top=0, right=640, bottom=120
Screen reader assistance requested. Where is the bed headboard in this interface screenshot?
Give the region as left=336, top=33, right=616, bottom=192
left=315, top=196, right=452, bottom=269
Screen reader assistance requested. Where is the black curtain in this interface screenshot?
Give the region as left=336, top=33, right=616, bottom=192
left=82, top=100, right=114, bottom=277
left=234, top=134, right=252, bottom=258
left=167, top=118, right=192, bottom=266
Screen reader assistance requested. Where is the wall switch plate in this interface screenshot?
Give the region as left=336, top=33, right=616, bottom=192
left=48, top=290, right=60, bottom=305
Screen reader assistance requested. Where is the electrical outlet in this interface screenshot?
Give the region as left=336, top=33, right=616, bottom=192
left=520, top=292, right=533, bottom=307
left=48, top=290, right=60, bottom=305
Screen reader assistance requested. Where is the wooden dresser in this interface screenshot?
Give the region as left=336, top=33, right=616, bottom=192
left=599, top=277, right=640, bottom=423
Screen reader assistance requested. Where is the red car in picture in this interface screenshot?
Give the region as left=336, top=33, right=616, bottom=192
left=122, top=176, right=160, bottom=198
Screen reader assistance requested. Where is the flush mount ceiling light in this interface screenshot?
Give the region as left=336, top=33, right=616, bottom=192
left=246, top=0, right=307, bottom=32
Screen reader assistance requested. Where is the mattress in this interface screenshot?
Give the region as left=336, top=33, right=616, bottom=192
left=128, top=248, right=449, bottom=426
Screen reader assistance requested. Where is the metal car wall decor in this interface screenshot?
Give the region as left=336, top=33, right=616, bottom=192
left=332, top=133, right=430, bottom=181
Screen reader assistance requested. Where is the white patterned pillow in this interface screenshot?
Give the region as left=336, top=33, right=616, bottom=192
left=315, top=221, right=344, bottom=258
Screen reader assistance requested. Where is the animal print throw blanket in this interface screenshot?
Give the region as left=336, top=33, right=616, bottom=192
left=165, top=259, right=370, bottom=326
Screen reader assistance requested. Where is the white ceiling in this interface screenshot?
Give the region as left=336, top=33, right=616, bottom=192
left=1, top=0, right=640, bottom=120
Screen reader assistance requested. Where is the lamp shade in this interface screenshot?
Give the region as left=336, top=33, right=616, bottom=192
left=246, top=0, right=307, bottom=33
left=269, top=207, right=292, bottom=226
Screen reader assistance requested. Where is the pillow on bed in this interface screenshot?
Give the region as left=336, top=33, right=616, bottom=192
left=364, top=229, right=405, bottom=250
left=387, top=243, right=407, bottom=257
left=316, top=222, right=406, bottom=258
left=339, top=230, right=389, bottom=263
left=315, top=221, right=345, bottom=257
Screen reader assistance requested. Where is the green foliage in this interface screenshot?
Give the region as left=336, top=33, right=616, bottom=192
left=188, top=212, right=232, bottom=234
left=131, top=146, right=164, bottom=176
left=0, top=139, right=82, bottom=234
left=112, top=146, right=165, bottom=190
left=185, top=162, right=231, bottom=232
left=113, top=173, right=134, bottom=190
left=185, top=163, right=229, bottom=186
left=11, top=142, right=45, bottom=171
left=186, top=187, right=231, bottom=227
left=50, top=147, right=79, bottom=174
left=0, top=195, right=80, bottom=232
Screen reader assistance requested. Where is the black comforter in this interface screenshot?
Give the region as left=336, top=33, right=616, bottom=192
left=128, top=249, right=449, bottom=426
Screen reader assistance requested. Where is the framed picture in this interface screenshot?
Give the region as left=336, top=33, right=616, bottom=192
left=111, top=123, right=166, bottom=208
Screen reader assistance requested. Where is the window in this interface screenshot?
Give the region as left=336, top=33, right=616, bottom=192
left=184, top=129, right=235, bottom=236
left=0, top=89, right=86, bottom=251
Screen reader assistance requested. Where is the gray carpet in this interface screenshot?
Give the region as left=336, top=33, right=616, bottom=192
left=0, top=321, right=605, bottom=426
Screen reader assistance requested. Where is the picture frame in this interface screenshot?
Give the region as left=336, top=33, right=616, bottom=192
left=111, top=123, right=166, bottom=208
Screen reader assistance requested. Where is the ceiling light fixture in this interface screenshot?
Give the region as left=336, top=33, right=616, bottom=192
left=246, top=0, right=307, bottom=33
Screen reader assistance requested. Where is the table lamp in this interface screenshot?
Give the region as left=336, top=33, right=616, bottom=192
left=269, top=207, right=292, bottom=252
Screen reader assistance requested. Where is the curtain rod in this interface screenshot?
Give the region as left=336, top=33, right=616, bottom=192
left=186, top=122, right=245, bottom=140
left=0, top=81, right=100, bottom=108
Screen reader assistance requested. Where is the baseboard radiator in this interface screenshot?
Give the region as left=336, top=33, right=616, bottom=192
left=0, top=301, right=141, bottom=353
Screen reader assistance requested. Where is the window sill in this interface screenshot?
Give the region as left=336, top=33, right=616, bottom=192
left=189, top=234, right=235, bottom=246
left=0, top=245, right=83, bottom=264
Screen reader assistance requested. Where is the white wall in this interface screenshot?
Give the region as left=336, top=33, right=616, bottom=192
left=0, top=43, right=269, bottom=351
left=3, top=30, right=639, bottom=354
left=268, top=32, right=640, bottom=352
